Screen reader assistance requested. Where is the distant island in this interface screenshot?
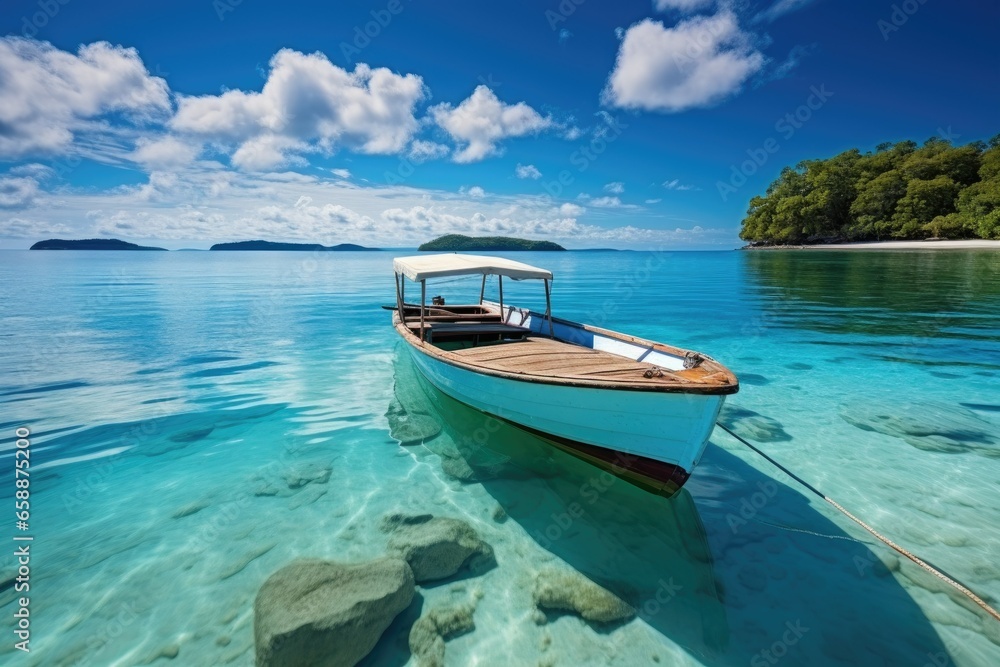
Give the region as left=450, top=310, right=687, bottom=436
left=30, top=238, right=167, bottom=251
left=739, top=135, right=1000, bottom=246
left=419, top=234, right=565, bottom=251
left=209, top=240, right=378, bottom=251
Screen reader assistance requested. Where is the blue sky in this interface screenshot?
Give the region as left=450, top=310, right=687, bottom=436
left=0, top=0, right=996, bottom=249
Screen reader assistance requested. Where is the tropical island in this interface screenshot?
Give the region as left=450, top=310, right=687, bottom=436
left=209, top=240, right=378, bottom=251
left=30, top=238, right=167, bottom=251
left=739, top=136, right=1000, bottom=246
left=419, top=234, right=566, bottom=251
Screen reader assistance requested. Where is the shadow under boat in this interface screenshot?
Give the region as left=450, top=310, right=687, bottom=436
left=387, top=348, right=957, bottom=666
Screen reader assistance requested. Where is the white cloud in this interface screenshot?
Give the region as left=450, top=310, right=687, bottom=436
left=0, top=38, right=170, bottom=158
left=653, top=0, right=714, bottom=11
left=94, top=198, right=379, bottom=242
left=645, top=198, right=663, bottom=204
left=171, top=49, right=426, bottom=170
left=408, top=140, right=449, bottom=162
left=663, top=178, right=696, bottom=190
left=430, top=85, right=553, bottom=163
left=131, top=136, right=200, bottom=169
left=758, top=43, right=814, bottom=84
left=603, top=13, right=765, bottom=112
left=230, top=135, right=307, bottom=171
left=9, top=163, right=55, bottom=180
left=756, top=0, right=815, bottom=23
left=584, top=195, right=643, bottom=210
left=604, top=181, right=625, bottom=194
left=0, top=166, right=731, bottom=248
left=381, top=206, right=475, bottom=234
left=515, top=163, right=542, bottom=179
left=0, top=38, right=732, bottom=249
left=562, top=126, right=583, bottom=140
left=0, top=176, right=41, bottom=209
left=378, top=204, right=588, bottom=240
left=590, top=196, right=624, bottom=208
left=2, top=217, right=74, bottom=238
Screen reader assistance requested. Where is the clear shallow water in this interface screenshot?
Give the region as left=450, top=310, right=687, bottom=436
left=1, top=249, right=999, bottom=666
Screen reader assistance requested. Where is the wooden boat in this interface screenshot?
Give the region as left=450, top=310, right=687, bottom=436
left=391, top=254, right=739, bottom=495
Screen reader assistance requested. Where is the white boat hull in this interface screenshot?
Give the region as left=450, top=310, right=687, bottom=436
left=405, top=342, right=726, bottom=488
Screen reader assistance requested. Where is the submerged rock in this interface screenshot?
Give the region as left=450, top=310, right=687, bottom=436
left=254, top=558, right=414, bottom=667
left=171, top=499, right=211, bottom=519
left=385, top=398, right=441, bottom=444
left=219, top=542, right=276, bottom=581
left=423, top=436, right=522, bottom=483
left=380, top=513, right=435, bottom=532
left=532, top=568, right=635, bottom=624
left=253, top=479, right=283, bottom=496
left=252, top=460, right=333, bottom=497
left=440, top=455, right=479, bottom=482
left=383, top=514, right=495, bottom=582
left=138, top=643, right=180, bottom=664
left=840, top=400, right=999, bottom=458
left=282, top=462, right=332, bottom=489
left=409, top=602, right=477, bottom=667
left=287, top=485, right=327, bottom=510
left=718, top=404, right=792, bottom=443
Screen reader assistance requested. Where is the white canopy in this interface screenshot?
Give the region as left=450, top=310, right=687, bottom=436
left=393, top=253, right=553, bottom=282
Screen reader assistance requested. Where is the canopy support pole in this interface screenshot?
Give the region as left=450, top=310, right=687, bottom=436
left=420, top=280, right=426, bottom=342
left=395, top=273, right=403, bottom=313
left=544, top=278, right=554, bottom=338
left=479, top=274, right=486, bottom=305
left=498, top=275, right=504, bottom=321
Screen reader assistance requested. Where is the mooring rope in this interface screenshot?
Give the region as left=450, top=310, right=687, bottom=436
left=715, top=422, right=1000, bottom=624
left=748, top=516, right=870, bottom=543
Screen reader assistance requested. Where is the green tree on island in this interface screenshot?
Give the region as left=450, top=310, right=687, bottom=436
left=418, top=234, right=565, bottom=251
left=740, top=135, right=1000, bottom=243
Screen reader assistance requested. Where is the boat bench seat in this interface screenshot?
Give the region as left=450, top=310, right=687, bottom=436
left=414, top=322, right=530, bottom=344
left=400, top=304, right=493, bottom=316
left=404, top=313, right=503, bottom=323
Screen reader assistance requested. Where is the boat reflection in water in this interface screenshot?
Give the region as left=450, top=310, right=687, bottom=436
left=388, top=348, right=960, bottom=666
left=388, top=347, right=731, bottom=658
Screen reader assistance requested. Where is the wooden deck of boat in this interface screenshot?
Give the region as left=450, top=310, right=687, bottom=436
left=448, top=335, right=729, bottom=389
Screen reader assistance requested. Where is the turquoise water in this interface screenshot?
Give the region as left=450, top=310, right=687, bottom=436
left=1, top=249, right=999, bottom=666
